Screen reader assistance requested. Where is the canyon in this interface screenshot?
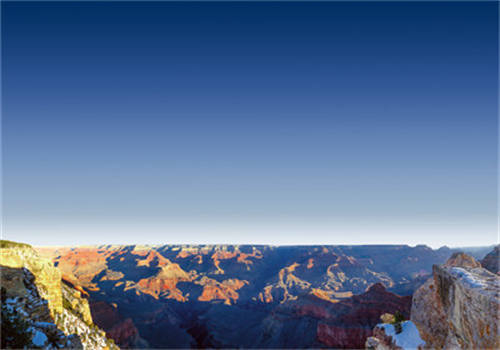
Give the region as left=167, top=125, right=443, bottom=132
left=30, top=243, right=493, bottom=348
left=2, top=240, right=496, bottom=349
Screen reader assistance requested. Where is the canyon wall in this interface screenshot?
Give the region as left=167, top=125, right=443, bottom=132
left=0, top=240, right=119, bottom=349
left=367, top=249, right=500, bottom=349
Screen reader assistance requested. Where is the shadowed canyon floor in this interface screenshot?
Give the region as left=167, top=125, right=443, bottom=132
left=35, top=244, right=493, bottom=348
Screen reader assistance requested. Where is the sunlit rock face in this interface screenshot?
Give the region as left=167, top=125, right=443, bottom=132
left=0, top=240, right=119, bottom=350
left=1, top=242, right=63, bottom=316
left=411, top=252, right=500, bottom=349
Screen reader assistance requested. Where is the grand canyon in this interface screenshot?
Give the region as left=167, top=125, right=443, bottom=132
left=2, top=242, right=496, bottom=349
left=3, top=1, right=498, bottom=349
left=2, top=241, right=499, bottom=348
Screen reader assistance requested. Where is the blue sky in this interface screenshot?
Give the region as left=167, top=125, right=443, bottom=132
left=2, top=2, right=498, bottom=247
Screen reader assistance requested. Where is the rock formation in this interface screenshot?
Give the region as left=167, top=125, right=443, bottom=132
left=366, top=320, right=425, bottom=349
left=1, top=266, right=83, bottom=349
left=481, top=245, right=499, bottom=274
left=1, top=240, right=64, bottom=316
left=411, top=252, right=499, bottom=349
left=366, top=252, right=499, bottom=350
left=0, top=240, right=119, bottom=349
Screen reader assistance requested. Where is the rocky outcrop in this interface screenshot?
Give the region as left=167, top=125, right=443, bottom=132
left=365, top=320, right=424, bottom=350
left=366, top=323, right=398, bottom=350
left=62, top=283, right=93, bottom=325
left=0, top=240, right=119, bottom=350
left=196, top=277, right=248, bottom=305
left=481, top=245, right=499, bottom=274
left=443, top=251, right=482, bottom=269
left=409, top=278, right=447, bottom=348
left=37, top=246, right=117, bottom=290
left=1, top=241, right=63, bottom=316
left=132, top=262, right=192, bottom=301
left=411, top=252, right=500, bottom=349
left=1, top=266, right=83, bottom=349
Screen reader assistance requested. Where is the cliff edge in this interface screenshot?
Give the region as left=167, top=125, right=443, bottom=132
left=412, top=252, right=499, bottom=349
left=0, top=240, right=119, bottom=349
left=367, top=250, right=499, bottom=349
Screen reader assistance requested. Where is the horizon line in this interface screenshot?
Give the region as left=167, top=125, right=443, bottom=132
left=27, top=242, right=497, bottom=250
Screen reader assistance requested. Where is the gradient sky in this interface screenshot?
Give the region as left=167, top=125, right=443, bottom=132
left=2, top=1, right=498, bottom=247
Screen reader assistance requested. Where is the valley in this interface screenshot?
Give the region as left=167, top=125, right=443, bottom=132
left=33, top=244, right=492, bottom=348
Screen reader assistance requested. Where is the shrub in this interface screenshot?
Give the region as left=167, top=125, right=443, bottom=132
left=380, top=313, right=395, bottom=324
left=392, top=311, right=405, bottom=334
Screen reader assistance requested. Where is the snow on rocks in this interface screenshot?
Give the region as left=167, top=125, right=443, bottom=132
left=411, top=253, right=500, bottom=349
left=366, top=320, right=425, bottom=350
left=31, top=328, right=49, bottom=347
left=378, top=321, right=425, bottom=349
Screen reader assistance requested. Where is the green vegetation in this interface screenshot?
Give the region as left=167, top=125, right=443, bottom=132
left=392, top=311, right=405, bottom=334
left=0, top=240, right=32, bottom=249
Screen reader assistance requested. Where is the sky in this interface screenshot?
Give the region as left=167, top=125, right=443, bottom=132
left=2, top=1, right=498, bottom=247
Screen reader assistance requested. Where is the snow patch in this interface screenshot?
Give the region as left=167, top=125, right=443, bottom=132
left=34, top=321, right=56, bottom=328
left=449, top=267, right=487, bottom=288
left=379, top=321, right=425, bottom=349
left=31, top=329, right=48, bottom=347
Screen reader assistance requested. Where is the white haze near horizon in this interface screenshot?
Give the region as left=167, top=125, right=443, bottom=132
left=4, top=218, right=498, bottom=249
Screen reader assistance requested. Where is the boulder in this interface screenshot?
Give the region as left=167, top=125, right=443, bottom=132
left=411, top=253, right=499, bottom=349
